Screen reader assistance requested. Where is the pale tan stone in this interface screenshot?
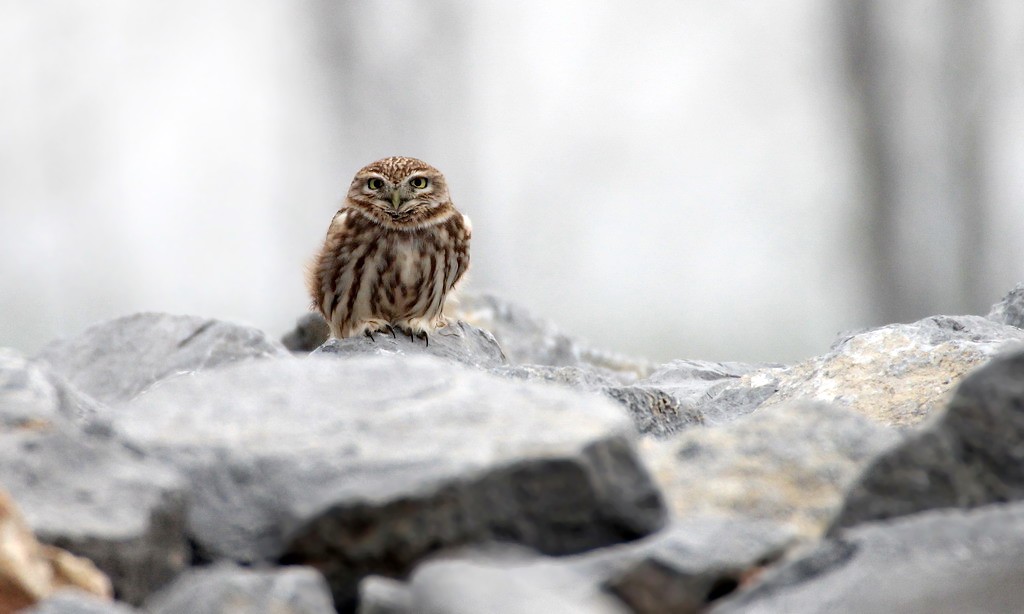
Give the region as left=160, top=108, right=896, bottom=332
left=0, top=490, right=112, bottom=611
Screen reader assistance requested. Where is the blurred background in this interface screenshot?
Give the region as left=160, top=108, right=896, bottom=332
left=1, top=1, right=1022, bottom=363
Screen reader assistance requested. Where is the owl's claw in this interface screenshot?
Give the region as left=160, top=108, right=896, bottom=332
left=364, top=329, right=376, bottom=343
left=394, top=325, right=428, bottom=347
left=383, top=324, right=397, bottom=339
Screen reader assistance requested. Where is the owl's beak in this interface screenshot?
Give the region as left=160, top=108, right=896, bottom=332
left=391, top=190, right=403, bottom=210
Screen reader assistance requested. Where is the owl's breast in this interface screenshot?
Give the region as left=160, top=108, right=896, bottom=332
left=382, top=231, right=439, bottom=288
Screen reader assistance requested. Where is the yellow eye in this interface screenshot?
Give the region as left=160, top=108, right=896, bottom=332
left=367, top=178, right=384, bottom=190
left=409, top=176, right=429, bottom=189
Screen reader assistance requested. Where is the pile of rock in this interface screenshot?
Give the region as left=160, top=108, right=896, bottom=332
left=2, top=283, right=1023, bottom=613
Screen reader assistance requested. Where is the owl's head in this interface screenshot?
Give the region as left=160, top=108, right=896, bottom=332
left=346, top=156, right=454, bottom=228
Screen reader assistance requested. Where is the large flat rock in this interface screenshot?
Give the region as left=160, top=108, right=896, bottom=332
left=35, top=313, right=289, bottom=406
left=113, top=355, right=666, bottom=609
left=715, top=502, right=1024, bottom=614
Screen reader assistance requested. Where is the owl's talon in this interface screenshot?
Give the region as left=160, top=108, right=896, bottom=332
left=396, top=325, right=415, bottom=341
left=416, top=330, right=429, bottom=347
left=384, top=324, right=397, bottom=339
left=364, top=329, right=376, bottom=343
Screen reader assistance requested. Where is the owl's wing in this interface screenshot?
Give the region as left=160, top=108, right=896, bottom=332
left=307, top=208, right=352, bottom=312
left=449, top=212, right=472, bottom=290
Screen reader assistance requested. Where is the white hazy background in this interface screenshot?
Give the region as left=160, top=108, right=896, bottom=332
left=2, top=1, right=1023, bottom=363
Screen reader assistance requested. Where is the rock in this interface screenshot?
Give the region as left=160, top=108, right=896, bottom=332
left=634, top=360, right=783, bottom=427
left=374, top=517, right=794, bottom=614
left=112, top=355, right=665, bottom=610
left=494, top=364, right=703, bottom=437
left=988, top=282, right=1024, bottom=329
left=35, top=313, right=290, bottom=405
left=282, top=312, right=332, bottom=353
left=493, top=364, right=620, bottom=388
left=759, top=315, right=1024, bottom=427
left=25, top=590, right=137, bottom=614
left=714, top=502, right=1024, bottom=614
left=0, top=427, right=189, bottom=605
left=282, top=293, right=653, bottom=379
left=0, top=348, right=105, bottom=430
left=602, top=385, right=704, bottom=437
left=642, top=402, right=900, bottom=537
left=456, top=293, right=652, bottom=379
left=357, top=576, right=414, bottom=614
left=0, top=490, right=112, bottom=612
left=493, top=359, right=779, bottom=439
left=144, top=564, right=334, bottom=614
left=407, top=552, right=625, bottom=614
left=829, top=348, right=1024, bottom=531
left=313, top=320, right=507, bottom=369
left=493, top=358, right=782, bottom=439
left=1, top=348, right=189, bottom=604
left=597, top=518, right=795, bottom=614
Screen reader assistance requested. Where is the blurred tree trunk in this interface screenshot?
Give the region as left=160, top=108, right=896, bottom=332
left=839, top=0, right=990, bottom=323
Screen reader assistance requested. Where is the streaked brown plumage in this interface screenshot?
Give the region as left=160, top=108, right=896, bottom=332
left=308, top=156, right=471, bottom=341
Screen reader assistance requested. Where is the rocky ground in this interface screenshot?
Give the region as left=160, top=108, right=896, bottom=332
left=2, top=282, right=1024, bottom=613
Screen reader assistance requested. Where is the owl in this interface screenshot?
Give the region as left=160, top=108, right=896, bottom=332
left=307, top=156, right=472, bottom=344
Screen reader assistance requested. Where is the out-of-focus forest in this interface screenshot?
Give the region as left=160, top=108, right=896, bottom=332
left=1, top=1, right=1022, bottom=362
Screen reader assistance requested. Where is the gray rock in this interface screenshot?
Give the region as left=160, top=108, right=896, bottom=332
left=383, top=518, right=794, bottom=614
left=312, top=320, right=507, bottom=369
left=494, top=364, right=702, bottom=437
left=35, top=313, right=290, bottom=405
left=0, top=348, right=105, bottom=430
left=988, top=281, right=1024, bottom=329
left=602, top=385, right=704, bottom=437
left=642, top=402, right=900, bottom=538
left=408, top=554, right=625, bottom=614
left=830, top=348, right=1024, bottom=531
left=144, top=564, right=334, bottom=614
left=595, top=518, right=795, bottom=614
left=456, top=293, right=652, bottom=379
left=282, top=312, right=332, bottom=352
left=714, top=502, right=1024, bottom=614
left=493, top=364, right=620, bottom=388
left=0, top=349, right=189, bottom=604
left=635, top=360, right=784, bottom=427
left=357, top=576, right=415, bottom=614
left=759, top=315, right=1024, bottom=427
left=113, top=355, right=665, bottom=610
left=0, top=427, right=190, bottom=605
left=26, top=591, right=138, bottom=614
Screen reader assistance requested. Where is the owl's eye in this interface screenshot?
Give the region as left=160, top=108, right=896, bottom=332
left=367, top=178, right=384, bottom=190
left=409, top=176, right=429, bottom=189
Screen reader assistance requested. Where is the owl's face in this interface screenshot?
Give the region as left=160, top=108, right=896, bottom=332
left=345, top=156, right=453, bottom=228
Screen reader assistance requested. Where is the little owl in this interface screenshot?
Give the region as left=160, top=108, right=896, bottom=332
left=308, top=156, right=471, bottom=343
